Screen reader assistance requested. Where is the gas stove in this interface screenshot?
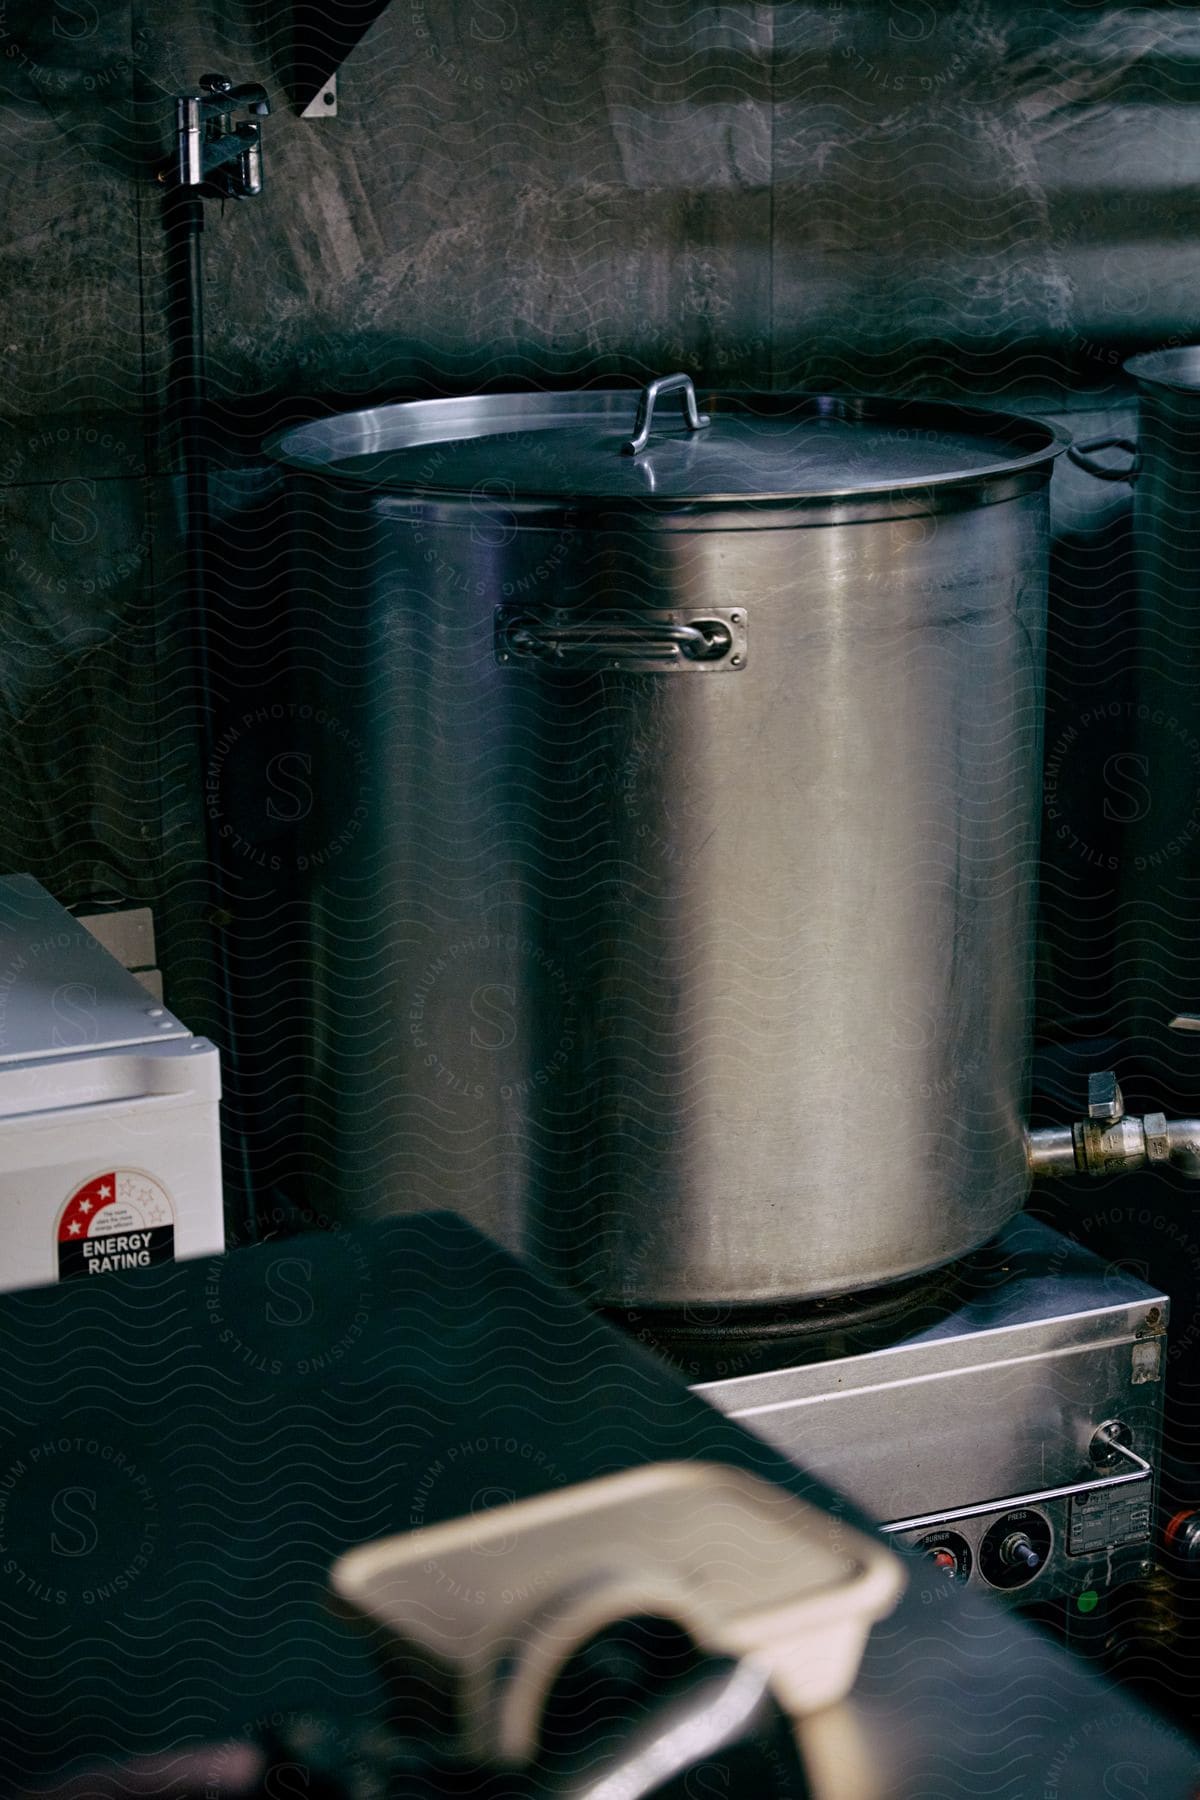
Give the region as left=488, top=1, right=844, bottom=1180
left=695, top=1217, right=1166, bottom=1608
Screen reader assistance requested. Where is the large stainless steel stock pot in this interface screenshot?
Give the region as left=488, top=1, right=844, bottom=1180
left=269, top=378, right=1066, bottom=1307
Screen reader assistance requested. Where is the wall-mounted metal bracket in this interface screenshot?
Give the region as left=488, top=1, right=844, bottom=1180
left=301, top=72, right=337, bottom=118
left=163, top=73, right=270, bottom=199
left=290, top=1, right=392, bottom=116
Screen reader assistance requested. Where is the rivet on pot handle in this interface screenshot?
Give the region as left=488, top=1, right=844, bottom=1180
left=1067, top=435, right=1139, bottom=483
left=624, top=373, right=712, bottom=456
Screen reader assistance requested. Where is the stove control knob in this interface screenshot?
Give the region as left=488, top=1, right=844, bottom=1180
left=979, top=1510, right=1051, bottom=1589
left=1165, top=1510, right=1200, bottom=1567
left=1000, top=1533, right=1041, bottom=1573
left=915, top=1530, right=972, bottom=1584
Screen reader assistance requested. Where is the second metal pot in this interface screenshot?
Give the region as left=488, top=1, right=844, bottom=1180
left=1072, top=350, right=1200, bottom=1097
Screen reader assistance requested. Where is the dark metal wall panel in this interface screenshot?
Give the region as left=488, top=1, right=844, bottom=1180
left=0, top=427, right=164, bottom=905
left=127, top=1, right=1200, bottom=411
left=0, top=3, right=162, bottom=911
left=132, top=2, right=777, bottom=417
left=5, top=2, right=1200, bottom=421
left=773, top=3, right=1200, bottom=396
left=0, top=4, right=146, bottom=417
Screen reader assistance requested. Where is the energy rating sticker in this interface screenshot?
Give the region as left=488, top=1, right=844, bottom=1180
left=56, top=1172, right=176, bottom=1279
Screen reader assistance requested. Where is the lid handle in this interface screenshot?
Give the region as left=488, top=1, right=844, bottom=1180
left=623, top=373, right=712, bottom=456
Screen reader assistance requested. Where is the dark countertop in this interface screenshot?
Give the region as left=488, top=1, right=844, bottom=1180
left=0, top=1212, right=1194, bottom=1799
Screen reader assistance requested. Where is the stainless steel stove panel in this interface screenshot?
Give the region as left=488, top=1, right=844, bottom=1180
left=695, top=1218, right=1167, bottom=1606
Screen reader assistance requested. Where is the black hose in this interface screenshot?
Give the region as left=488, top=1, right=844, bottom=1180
left=163, top=182, right=257, bottom=1244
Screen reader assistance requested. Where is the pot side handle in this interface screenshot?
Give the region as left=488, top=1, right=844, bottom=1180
left=1067, top=435, right=1139, bottom=482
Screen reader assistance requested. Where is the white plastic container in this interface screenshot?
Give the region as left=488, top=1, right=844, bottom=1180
left=0, top=874, right=223, bottom=1292
left=332, top=1459, right=906, bottom=1769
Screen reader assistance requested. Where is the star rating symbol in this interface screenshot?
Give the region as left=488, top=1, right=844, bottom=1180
left=58, top=1174, right=118, bottom=1246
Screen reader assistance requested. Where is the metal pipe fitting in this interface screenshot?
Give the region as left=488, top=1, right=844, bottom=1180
left=163, top=73, right=269, bottom=200
left=1167, top=1119, right=1200, bottom=1177
left=1026, top=1125, right=1077, bottom=1178
left=1027, top=1068, right=1200, bottom=1180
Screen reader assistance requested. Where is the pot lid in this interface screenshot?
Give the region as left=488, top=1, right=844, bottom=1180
left=1125, top=346, right=1200, bottom=394
left=268, top=378, right=1064, bottom=508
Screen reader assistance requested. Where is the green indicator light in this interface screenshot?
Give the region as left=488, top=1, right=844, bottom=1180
left=1076, top=1589, right=1100, bottom=1614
